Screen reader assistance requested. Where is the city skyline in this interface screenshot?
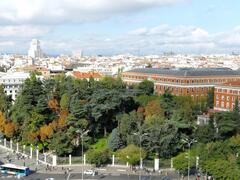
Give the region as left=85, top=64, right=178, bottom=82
left=0, top=0, right=240, bottom=55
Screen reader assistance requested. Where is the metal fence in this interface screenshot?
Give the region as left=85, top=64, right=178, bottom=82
left=57, top=156, right=69, bottom=165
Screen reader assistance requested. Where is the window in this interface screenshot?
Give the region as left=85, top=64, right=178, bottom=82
left=227, top=96, right=230, bottom=101
left=221, top=102, right=224, bottom=108
left=222, top=95, right=225, bottom=100
left=216, top=95, right=219, bottom=100
left=233, top=96, right=235, bottom=101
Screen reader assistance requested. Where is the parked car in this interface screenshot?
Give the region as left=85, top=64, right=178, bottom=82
left=83, top=169, right=96, bottom=176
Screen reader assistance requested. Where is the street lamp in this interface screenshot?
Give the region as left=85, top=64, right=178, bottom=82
left=133, top=132, right=148, bottom=180
left=182, top=138, right=197, bottom=180
left=76, top=129, right=89, bottom=180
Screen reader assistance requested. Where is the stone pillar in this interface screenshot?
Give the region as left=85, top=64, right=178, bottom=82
left=154, top=158, right=159, bottom=171
left=10, top=139, right=13, bottom=150
left=69, top=154, right=72, bottom=165
left=30, top=146, right=33, bottom=159
left=52, top=155, right=57, bottom=166
left=126, top=162, right=129, bottom=167
left=16, top=143, right=19, bottom=153
left=4, top=138, right=6, bottom=147
left=23, top=145, right=26, bottom=154
left=44, top=153, right=47, bottom=163
left=171, top=158, right=173, bottom=169
left=196, top=156, right=199, bottom=169
left=83, top=154, right=86, bottom=165
left=112, top=155, right=115, bottom=166
left=36, top=146, right=39, bottom=164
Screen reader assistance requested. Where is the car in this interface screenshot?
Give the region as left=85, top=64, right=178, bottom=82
left=45, top=178, right=55, bottom=180
left=83, top=169, right=96, bottom=176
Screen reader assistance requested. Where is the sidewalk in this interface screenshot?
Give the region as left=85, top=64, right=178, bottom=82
left=36, top=164, right=176, bottom=177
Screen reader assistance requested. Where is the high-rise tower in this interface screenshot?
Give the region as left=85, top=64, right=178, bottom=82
left=28, top=39, right=43, bottom=59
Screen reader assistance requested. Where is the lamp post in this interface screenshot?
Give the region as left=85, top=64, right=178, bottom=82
left=76, top=129, right=89, bottom=180
left=133, top=132, right=148, bottom=180
left=182, top=138, right=197, bottom=180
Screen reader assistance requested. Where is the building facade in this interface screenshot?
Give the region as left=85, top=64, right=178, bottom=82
left=122, top=68, right=240, bottom=97
left=28, top=39, right=43, bottom=59
left=214, top=81, right=240, bottom=111
left=0, top=72, right=30, bottom=100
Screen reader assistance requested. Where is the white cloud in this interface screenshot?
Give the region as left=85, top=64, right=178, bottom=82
left=0, top=0, right=186, bottom=24
left=0, top=41, right=15, bottom=47
left=0, top=25, right=50, bottom=37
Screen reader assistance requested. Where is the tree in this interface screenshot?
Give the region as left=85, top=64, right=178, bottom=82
left=207, top=87, right=214, bottom=109
left=143, top=120, right=182, bottom=158
left=214, top=112, right=240, bottom=139
left=118, top=111, right=143, bottom=145
left=144, top=99, right=164, bottom=118
left=173, top=151, right=196, bottom=176
left=49, top=130, right=74, bottom=156
left=117, top=144, right=146, bottom=166
left=136, top=80, right=154, bottom=95
left=86, top=149, right=110, bottom=167
left=108, top=128, right=123, bottom=151
left=60, top=93, right=70, bottom=109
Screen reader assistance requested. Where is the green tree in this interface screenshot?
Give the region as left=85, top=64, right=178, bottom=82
left=173, top=151, right=196, bottom=175
left=136, top=80, right=154, bottom=95
left=60, top=93, right=70, bottom=109
left=118, top=111, right=143, bottom=145
left=86, top=149, right=110, bottom=167
left=49, top=130, right=74, bottom=156
left=117, top=144, right=146, bottom=166
left=207, top=87, right=214, bottom=109
left=108, top=128, right=123, bottom=151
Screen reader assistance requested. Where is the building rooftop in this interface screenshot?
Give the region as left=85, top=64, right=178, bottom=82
left=126, top=68, right=240, bottom=77
left=73, top=71, right=103, bottom=79
left=1, top=72, right=30, bottom=79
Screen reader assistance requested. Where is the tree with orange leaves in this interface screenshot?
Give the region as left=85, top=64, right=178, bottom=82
left=39, top=125, right=54, bottom=141
left=4, top=122, right=16, bottom=138
left=144, top=100, right=164, bottom=118
left=48, top=99, right=59, bottom=112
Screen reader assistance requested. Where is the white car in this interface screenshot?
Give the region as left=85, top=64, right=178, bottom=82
left=83, top=169, right=96, bottom=176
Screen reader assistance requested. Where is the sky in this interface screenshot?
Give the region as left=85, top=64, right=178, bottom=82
left=0, top=0, right=239, bottom=55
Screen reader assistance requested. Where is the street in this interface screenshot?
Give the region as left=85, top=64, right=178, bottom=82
left=0, top=173, right=175, bottom=180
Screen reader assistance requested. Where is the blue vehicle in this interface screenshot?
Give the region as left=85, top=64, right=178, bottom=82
left=0, top=163, right=30, bottom=176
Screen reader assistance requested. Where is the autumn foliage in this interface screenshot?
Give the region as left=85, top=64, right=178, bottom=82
left=48, top=99, right=59, bottom=112
left=0, top=111, right=17, bottom=138
left=144, top=100, right=164, bottom=118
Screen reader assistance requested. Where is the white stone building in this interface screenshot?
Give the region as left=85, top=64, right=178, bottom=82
left=0, top=72, right=30, bottom=100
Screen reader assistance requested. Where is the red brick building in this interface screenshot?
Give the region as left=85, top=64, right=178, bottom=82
left=214, top=81, right=240, bottom=111
left=122, top=68, right=240, bottom=97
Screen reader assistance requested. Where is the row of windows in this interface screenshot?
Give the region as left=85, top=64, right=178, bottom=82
left=216, top=95, right=240, bottom=101
left=1, top=79, right=24, bottom=83
left=4, top=85, right=21, bottom=89
left=215, top=101, right=239, bottom=110
left=4, top=90, right=18, bottom=94
left=124, top=74, right=239, bottom=84
left=217, top=89, right=240, bottom=95
left=156, top=86, right=210, bottom=94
